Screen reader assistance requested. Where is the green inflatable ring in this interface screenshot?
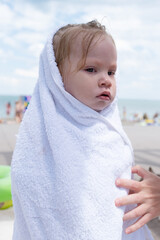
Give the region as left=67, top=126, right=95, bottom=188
left=0, top=165, right=12, bottom=210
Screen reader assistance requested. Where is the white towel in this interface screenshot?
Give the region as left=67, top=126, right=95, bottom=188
left=11, top=28, right=154, bottom=240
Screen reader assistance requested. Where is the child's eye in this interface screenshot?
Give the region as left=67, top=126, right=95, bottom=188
left=108, top=71, right=115, bottom=76
left=85, top=68, right=96, bottom=73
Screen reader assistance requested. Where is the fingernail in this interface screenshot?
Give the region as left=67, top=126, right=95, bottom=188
left=126, top=229, right=131, bottom=234
left=115, top=200, right=120, bottom=206
left=116, top=179, right=120, bottom=185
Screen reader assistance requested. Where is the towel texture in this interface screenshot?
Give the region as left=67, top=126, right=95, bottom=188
left=11, top=29, right=154, bottom=240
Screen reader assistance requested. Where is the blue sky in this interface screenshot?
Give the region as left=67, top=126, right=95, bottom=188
left=1, top=0, right=160, bottom=99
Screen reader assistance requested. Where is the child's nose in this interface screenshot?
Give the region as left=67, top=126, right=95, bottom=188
left=98, top=74, right=111, bottom=87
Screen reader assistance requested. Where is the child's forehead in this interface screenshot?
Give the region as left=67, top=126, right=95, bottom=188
left=70, top=34, right=114, bottom=57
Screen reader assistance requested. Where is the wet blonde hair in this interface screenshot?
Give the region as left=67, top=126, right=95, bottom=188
left=52, top=20, right=115, bottom=75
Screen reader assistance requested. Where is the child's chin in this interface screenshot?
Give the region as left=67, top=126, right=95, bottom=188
left=95, top=104, right=111, bottom=112
left=94, top=106, right=108, bottom=112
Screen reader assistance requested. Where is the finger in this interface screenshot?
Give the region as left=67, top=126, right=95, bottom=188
left=115, top=178, right=141, bottom=192
left=123, top=204, right=148, bottom=221
left=125, top=213, right=151, bottom=234
left=115, top=193, right=142, bottom=207
left=132, top=165, right=150, bottom=179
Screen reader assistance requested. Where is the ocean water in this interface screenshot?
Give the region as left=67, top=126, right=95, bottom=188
left=0, top=95, right=160, bottom=120
left=118, top=98, right=160, bottom=120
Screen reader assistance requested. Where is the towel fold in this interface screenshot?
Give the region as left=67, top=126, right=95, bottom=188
left=11, top=28, right=154, bottom=240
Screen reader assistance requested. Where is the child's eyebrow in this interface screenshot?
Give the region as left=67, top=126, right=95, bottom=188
left=110, top=64, right=117, bottom=70
left=85, top=58, right=117, bottom=69
left=85, top=58, right=101, bottom=65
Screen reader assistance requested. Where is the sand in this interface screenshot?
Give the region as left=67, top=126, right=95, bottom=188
left=0, top=123, right=160, bottom=240
left=124, top=125, right=160, bottom=174
left=0, top=207, right=14, bottom=240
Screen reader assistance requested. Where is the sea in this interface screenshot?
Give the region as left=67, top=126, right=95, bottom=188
left=0, top=95, right=160, bottom=120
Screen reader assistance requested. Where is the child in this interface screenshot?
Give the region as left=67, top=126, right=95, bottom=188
left=11, top=20, right=153, bottom=240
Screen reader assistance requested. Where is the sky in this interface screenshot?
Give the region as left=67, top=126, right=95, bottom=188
left=0, top=0, right=160, bottom=100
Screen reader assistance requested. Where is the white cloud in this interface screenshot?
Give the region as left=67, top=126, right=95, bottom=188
left=0, top=48, right=4, bottom=56
left=116, top=40, right=134, bottom=52
left=0, top=3, right=14, bottom=28
left=15, top=67, right=38, bottom=78
left=14, top=32, right=45, bottom=45
left=0, top=75, right=37, bottom=95
left=28, top=43, right=44, bottom=57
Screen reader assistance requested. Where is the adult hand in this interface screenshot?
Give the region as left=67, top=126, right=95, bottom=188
left=115, top=165, right=160, bottom=234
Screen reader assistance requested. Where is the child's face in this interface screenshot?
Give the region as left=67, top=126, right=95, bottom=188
left=62, top=34, right=117, bottom=112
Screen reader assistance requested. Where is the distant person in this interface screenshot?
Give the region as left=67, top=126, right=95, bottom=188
left=15, top=100, right=23, bottom=123
left=153, top=112, right=159, bottom=125
left=143, top=113, right=154, bottom=125
left=153, top=112, right=159, bottom=119
left=6, top=102, right=11, bottom=117
left=11, top=20, right=153, bottom=239
left=143, top=113, right=148, bottom=120
left=115, top=165, right=160, bottom=234
left=133, top=112, right=140, bottom=122
left=122, top=106, right=127, bottom=121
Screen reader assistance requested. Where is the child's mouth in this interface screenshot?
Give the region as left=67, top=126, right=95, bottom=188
left=97, top=92, right=111, bottom=101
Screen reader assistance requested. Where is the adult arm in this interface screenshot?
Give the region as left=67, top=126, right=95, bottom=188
left=115, top=165, right=160, bottom=234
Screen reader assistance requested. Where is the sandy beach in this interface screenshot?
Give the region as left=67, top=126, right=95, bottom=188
left=0, top=122, right=160, bottom=239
